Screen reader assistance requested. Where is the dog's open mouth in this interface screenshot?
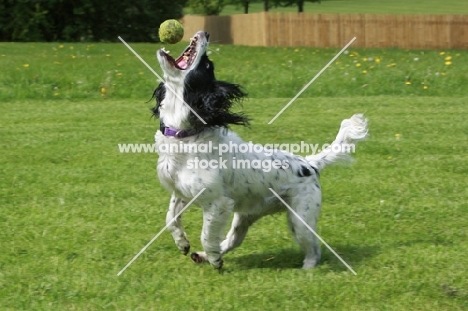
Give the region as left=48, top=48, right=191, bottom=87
left=160, top=35, right=199, bottom=70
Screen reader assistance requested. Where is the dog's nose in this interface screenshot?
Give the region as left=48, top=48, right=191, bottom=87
left=205, top=32, right=210, bottom=41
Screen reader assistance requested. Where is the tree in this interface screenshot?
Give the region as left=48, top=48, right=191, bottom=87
left=0, top=0, right=187, bottom=42
left=188, top=0, right=225, bottom=15
left=230, top=0, right=250, bottom=14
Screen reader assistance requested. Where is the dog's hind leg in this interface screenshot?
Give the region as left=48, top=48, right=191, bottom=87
left=166, top=192, right=190, bottom=255
left=220, top=213, right=260, bottom=255
left=287, top=189, right=322, bottom=269
left=191, top=197, right=235, bottom=269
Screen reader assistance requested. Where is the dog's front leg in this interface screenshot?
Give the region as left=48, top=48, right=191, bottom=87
left=166, top=192, right=190, bottom=255
left=192, top=197, right=234, bottom=270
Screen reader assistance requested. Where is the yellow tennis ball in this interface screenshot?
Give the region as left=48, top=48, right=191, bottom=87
left=159, top=20, right=184, bottom=44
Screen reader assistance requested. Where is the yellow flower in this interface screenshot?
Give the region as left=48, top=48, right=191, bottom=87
left=441, top=72, right=446, bottom=76
left=387, top=63, right=396, bottom=67
left=362, top=70, right=367, bottom=74
left=445, top=56, right=452, bottom=61
left=395, top=133, right=401, bottom=139
left=423, top=85, right=428, bottom=89
left=405, top=81, right=411, bottom=85
left=23, top=64, right=29, bottom=68
left=1, top=54, right=5, bottom=56
left=356, top=63, right=361, bottom=67
left=54, top=92, right=59, bottom=96
left=445, top=61, right=451, bottom=66
left=105, top=54, right=111, bottom=57
left=116, top=72, right=122, bottom=76
left=53, top=61, right=61, bottom=65
left=375, top=58, right=381, bottom=64
left=439, top=51, right=445, bottom=55
left=59, top=45, right=64, bottom=49
left=101, top=87, right=106, bottom=94
left=71, top=55, right=76, bottom=59
left=138, top=72, right=144, bottom=75
left=294, top=49, right=299, bottom=52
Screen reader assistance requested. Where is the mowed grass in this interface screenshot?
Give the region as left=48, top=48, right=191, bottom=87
left=1, top=41, right=468, bottom=310
left=220, top=0, right=468, bottom=15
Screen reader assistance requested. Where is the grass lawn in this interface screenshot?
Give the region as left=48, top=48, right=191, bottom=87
left=218, top=0, right=468, bottom=15
left=1, top=40, right=468, bottom=310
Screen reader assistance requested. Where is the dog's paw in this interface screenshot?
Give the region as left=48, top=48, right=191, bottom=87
left=175, top=239, right=190, bottom=255
left=190, top=252, right=208, bottom=264
left=211, top=257, right=224, bottom=271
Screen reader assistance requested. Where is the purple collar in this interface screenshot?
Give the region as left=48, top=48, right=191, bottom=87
left=162, top=126, right=201, bottom=139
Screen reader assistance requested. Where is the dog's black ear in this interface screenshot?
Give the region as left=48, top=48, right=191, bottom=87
left=150, top=82, right=165, bottom=118
left=214, top=80, right=247, bottom=103
left=190, top=80, right=249, bottom=128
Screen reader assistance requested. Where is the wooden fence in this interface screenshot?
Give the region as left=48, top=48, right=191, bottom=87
left=181, top=13, right=468, bottom=49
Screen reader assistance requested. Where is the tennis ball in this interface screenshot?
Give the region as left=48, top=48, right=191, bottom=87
left=159, top=20, right=184, bottom=44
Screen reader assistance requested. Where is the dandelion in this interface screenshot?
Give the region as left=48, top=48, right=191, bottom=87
left=405, top=81, right=411, bottom=85
left=356, top=63, right=361, bottom=67
left=71, top=55, right=76, bottom=59
left=445, top=61, right=452, bottom=66
left=53, top=61, right=61, bottom=65
left=59, top=45, right=64, bottom=49
left=138, top=71, right=144, bottom=75
left=54, top=92, right=59, bottom=96
left=23, top=64, right=29, bottom=68
left=395, top=133, right=401, bottom=140
left=101, top=87, right=106, bottom=94
left=445, top=56, right=452, bottom=61
left=423, top=85, right=428, bottom=90
left=105, top=54, right=111, bottom=57
left=387, top=63, right=396, bottom=67
left=439, top=51, right=445, bottom=55
left=294, top=49, right=299, bottom=52
left=441, top=72, right=446, bottom=76
left=362, top=70, right=367, bottom=74
left=116, top=72, right=122, bottom=76
left=375, top=58, right=381, bottom=64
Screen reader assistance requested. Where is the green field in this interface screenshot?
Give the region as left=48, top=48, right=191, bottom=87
left=1, top=40, right=468, bottom=310
left=219, top=0, right=468, bottom=15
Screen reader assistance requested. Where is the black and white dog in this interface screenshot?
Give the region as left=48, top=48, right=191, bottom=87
left=152, top=31, right=367, bottom=270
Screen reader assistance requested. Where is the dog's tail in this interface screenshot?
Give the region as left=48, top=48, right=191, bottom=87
left=306, top=114, right=368, bottom=172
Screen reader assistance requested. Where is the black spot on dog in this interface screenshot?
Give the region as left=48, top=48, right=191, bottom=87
left=298, top=165, right=312, bottom=177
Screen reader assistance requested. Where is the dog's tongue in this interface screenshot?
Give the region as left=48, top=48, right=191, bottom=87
left=176, top=58, right=188, bottom=69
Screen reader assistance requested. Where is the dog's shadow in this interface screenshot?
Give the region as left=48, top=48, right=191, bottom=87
left=230, top=244, right=380, bottom=271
